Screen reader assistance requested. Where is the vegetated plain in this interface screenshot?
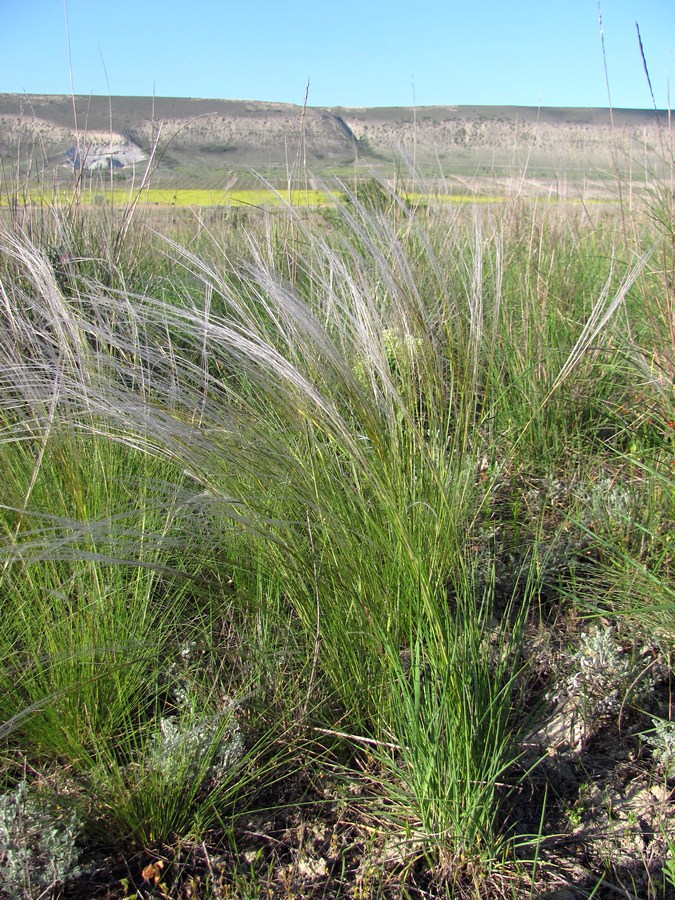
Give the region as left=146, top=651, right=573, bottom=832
left=0, top=107, right=674, bottom=899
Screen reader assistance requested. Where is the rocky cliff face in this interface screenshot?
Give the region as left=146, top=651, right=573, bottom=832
left=338, top=105, right=666, bottom=170
left=0, top=93, right=666, bottom=177
left=0, top=95, right=358, bottom=168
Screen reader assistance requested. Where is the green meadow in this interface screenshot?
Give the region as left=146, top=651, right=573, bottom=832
left=0, top=153, right=673, bottom=899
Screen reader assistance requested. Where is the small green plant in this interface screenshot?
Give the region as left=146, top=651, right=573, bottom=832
left=662, top=851, right=675, bottom=890
left=565, top=782, right=592, bottom=829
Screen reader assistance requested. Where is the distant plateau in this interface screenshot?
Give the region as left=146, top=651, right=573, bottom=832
left=0, top=94, right=668, bottom=187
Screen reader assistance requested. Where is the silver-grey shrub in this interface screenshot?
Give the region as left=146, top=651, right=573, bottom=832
left=0, top=780, right=81, bottom=899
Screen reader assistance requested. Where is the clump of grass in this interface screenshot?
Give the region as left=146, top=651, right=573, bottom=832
left=371, top=571, right=531, bottom=872
left=0, top=407, right=292, bottom=851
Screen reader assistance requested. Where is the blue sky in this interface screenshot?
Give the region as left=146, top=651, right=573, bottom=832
left=2, top=0, right=673, bottom=108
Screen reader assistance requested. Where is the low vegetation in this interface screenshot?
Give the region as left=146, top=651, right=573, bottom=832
left=0, top=188, right=337, bottom=210
left=0, top=146, right=673, bottom=898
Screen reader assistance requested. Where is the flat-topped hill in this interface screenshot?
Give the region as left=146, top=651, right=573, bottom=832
left=0, top=94, right=667, bottom=184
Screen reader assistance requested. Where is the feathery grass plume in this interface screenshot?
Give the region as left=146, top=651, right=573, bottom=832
left=2, top=192, right=474, bottom=714
left=0, top=178, right=659, bottom=877
left=0, top=427, right=292, bottom=847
